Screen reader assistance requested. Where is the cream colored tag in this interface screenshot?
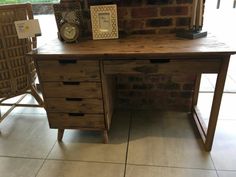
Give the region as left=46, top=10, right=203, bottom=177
left=14, top=19, right=41, bottom=39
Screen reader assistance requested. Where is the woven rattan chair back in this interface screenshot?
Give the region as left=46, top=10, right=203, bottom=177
left=0, top=3, right=43, bottom=122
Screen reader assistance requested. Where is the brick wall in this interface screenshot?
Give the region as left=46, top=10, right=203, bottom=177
left=116, top=0, right=192, bottom=35
left=116, top=74, right=195, bottom=111
left=114, top=0, right=196, bottom=111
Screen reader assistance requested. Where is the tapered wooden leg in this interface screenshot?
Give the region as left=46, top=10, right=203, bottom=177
left=103, top=130, right=108, bottom=144
left=205, top=57, right=230, bottom=151
left=192, top=74, right=201, bottom=107
left=57, top=129, right=64, bottom=141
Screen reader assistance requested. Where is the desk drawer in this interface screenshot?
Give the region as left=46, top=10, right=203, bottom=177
left=47, top=113, right=105, bottom=129
left=103, top=59, right=221, bottom=74
left=42, top=82, right=102, bottom=98
left=46, top=98, right=104, bottom=113
left=37, top=60, right=100, bottom=81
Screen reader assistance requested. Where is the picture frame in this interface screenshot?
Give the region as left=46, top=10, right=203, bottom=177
left=90, top=4, right=119, bottom=40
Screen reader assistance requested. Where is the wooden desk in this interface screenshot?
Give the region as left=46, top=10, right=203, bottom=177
left=29, top=34, right=236, bottom=151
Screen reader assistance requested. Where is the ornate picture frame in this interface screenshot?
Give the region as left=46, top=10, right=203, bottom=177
left=90, top=4, right=118, bottom=40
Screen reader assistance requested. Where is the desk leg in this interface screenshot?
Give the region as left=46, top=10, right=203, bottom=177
left=205, top=57, right=230, bottom=151
left=58, top=129, right=64, bottom=141
left=192, top=74, right=208, bottom=144
left=192, top=74, right=201, bottom=107
left=103, top=130, right=109, bottom=144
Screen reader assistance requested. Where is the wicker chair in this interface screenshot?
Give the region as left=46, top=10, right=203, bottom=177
left=0, top=3, right=44, bottom=122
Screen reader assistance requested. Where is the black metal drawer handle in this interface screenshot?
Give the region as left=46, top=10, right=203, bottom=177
left=149, top=59, right=170, bottom=64
left=58, top=60, right=77, bottom=64
left=63, top=81, right=80, bottom=85
left=68, top=113, right=85, bottom=117
left=66, top=98, right=83, bottom=101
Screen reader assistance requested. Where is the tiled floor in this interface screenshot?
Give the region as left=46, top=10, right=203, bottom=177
left=1, top=105, right=236, bottom=177
left=1, top=1, right=236, bottom=177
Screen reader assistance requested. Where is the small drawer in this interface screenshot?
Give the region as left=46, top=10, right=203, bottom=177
left=103, top=59, right=221, bottom=74
left=46, top=98, right=104, bottom=113
left=47, top=113, right=105, bottom=129
left=42, top=82, right=102, bottom=98
left=37, top=60, right=100, bottom=81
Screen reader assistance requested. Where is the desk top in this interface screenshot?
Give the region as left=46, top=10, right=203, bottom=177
left=31, top=34, right=236, bottom=59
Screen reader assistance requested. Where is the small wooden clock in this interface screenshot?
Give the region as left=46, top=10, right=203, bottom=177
left=60, top=22, right=79, bottom=42
left=53, top=0, right=83, bottom=42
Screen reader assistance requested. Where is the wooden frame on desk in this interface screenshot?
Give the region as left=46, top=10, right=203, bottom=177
left=90, top=4, right=119, bottom=40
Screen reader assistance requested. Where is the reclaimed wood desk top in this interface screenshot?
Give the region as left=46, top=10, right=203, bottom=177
left=30, top=34, right=236, bottom=59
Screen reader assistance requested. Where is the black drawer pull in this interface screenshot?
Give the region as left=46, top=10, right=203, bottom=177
left=58, top=60, right=77, bottom=64
left=63, top=81, right=80, bottom=85
left=66, top=98, right=83, bottom=101
left=150, top=59, right=170, bottom=64
left=68, top=113, right=85, bottom=117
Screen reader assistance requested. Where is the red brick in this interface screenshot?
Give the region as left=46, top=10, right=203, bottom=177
left=131, top=7, right=157, bottom=18
left=176, top=17, right=191, bottom=26
left=129, top=20, right=145, bottom=29
left=146, top=0, right=174, bottom=5
left=176, top=0, right=193, bottom=4
left=131, top=29, right=157, bottom=35
left=120, top=19, right=145, bottom=32
left=117, top=7, right=129, bottom=19
left=161, top=6, right=189, bottom=16
left=146, top=18, right=173, bottom=27
left=158, top=28, right=176, bottom=34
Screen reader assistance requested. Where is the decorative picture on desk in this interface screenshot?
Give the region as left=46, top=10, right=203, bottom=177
left=90, top=4, right=118, bottom=40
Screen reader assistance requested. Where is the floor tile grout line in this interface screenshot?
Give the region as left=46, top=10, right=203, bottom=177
left=123, top=111, right=133, bottom=177
left=41, top=158, right=126, bottom=165
left=126, top=162, right=217, bottom=171
left=216, top=169, right=236, bottom=172
left=215, top=170, right=220, bottom=177
left=209, top=151, right=220, bottom=177
left=0, top=155, right=44, bottom=160
left=199, top=91, right=236, bottom=94
left=35, top=139, right=58, bottom=177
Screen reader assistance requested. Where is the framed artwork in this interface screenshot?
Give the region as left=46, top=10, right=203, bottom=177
left=90, top=4, right=118, bottom=40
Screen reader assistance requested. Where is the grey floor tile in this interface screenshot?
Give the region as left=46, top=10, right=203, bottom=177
left=217, top=170, right=236, bottom=177
left=224, top=76, right=236, bottom=93
left=126, top=164, right=218, bottom=177
left=48, top=111, right=130, bottom=163
left=128, top=111, right=214, bottom=169
left=200, top=73, right=236, bottom=93
left=228, top=56, right=236, bottom=77
left=211, top=121, right=236, bottom=170
left=0, top=94, right=46, bottom=115
left=200, top=74, right=215, bottom=92
left=0, top=113, right=57, bottom=158
left=205, top=74, right=217, bottom=90
left=37, top=159, right=125, bottom=177
left=0, top=156, right=43, bottom=177
left=197, top=93, right=236, bottom=120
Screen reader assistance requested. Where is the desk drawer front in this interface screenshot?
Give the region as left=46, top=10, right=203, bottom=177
left=37, top=60, right=100, bottom=81
left=103, top=59, right=221, bottom=74
left=46, top=98, right=104, bottom=113
left=48, top=113, right=105, bottom=129
left=42, top=82, right=102, bottom=98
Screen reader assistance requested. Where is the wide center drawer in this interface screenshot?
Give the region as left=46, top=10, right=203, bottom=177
left=37, top=60, right=100, bottom=81
left=46, top=98, right=104, bottom=113
left=47, top=113, right=105, bottom=129
left=103, top=59, right=221, bottom=74
left=42, top=82, right=102, bottom=98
